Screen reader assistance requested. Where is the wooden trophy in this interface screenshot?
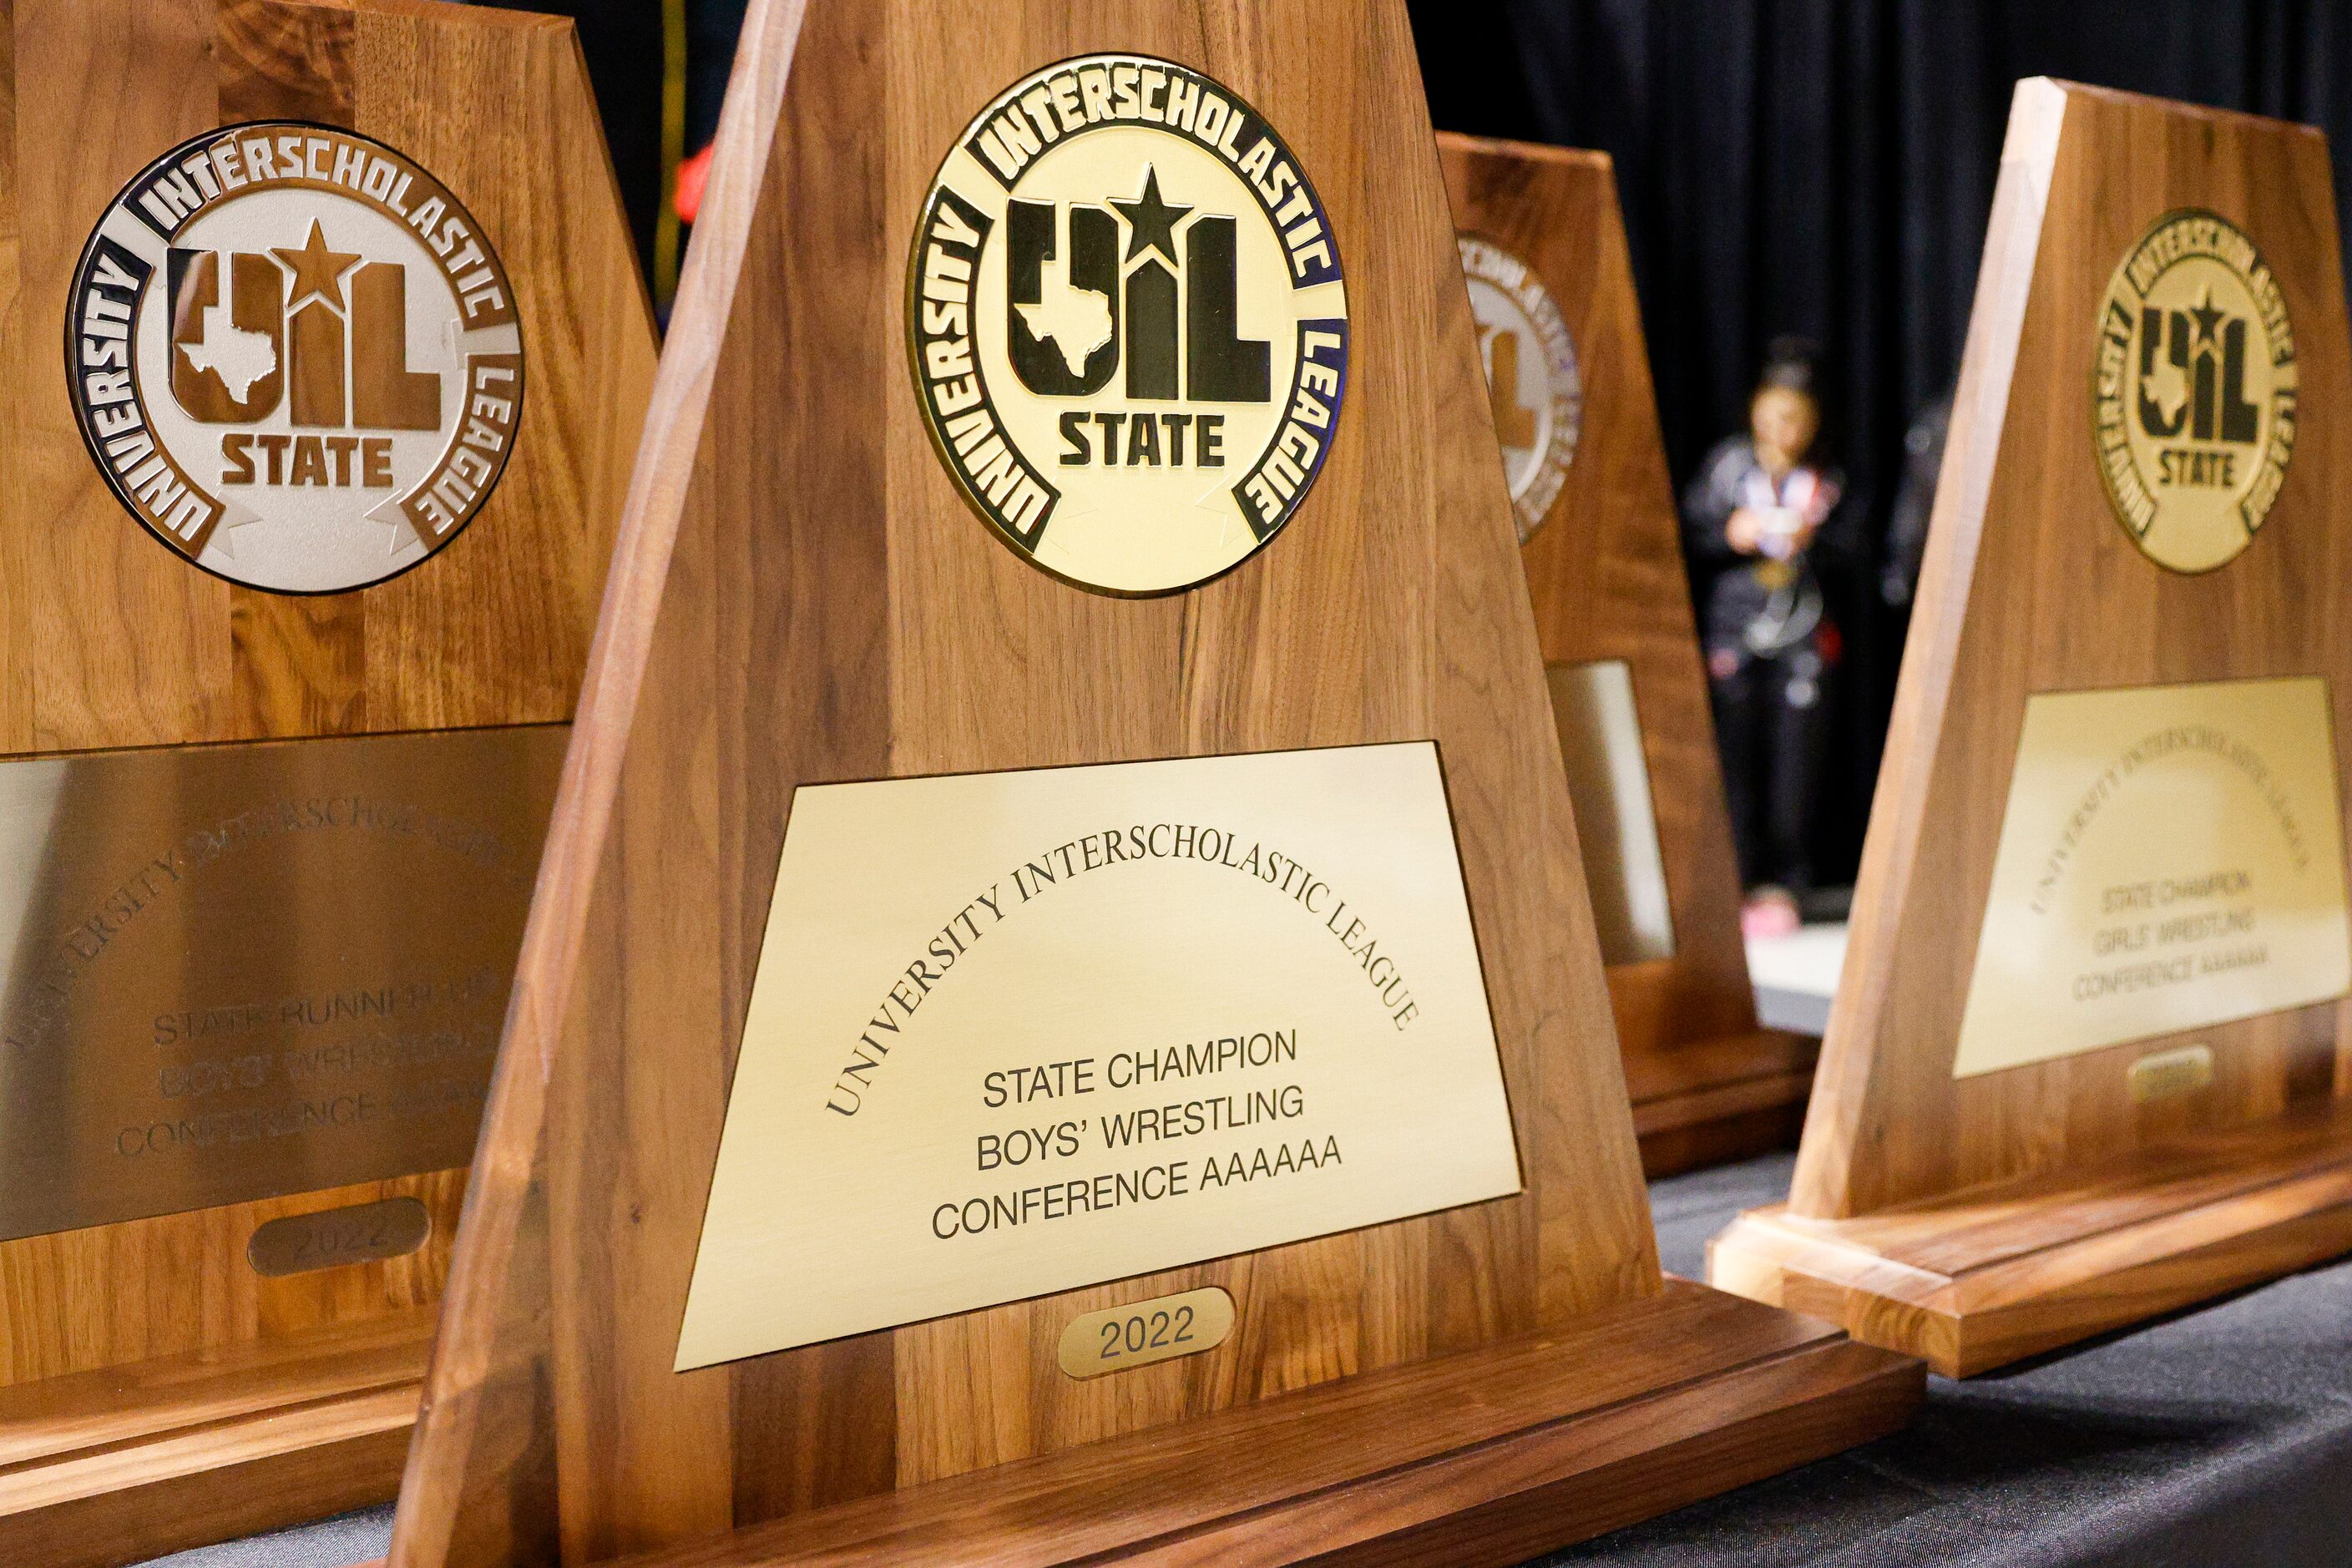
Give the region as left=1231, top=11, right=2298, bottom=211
left=384, top=4, right=1920, bottom=1565
left=0, top=3, right=653, bottom=1561
left=1710, top=79, right=2352, bottom=1377
left=1439, top=134, right=1817, bottom=1176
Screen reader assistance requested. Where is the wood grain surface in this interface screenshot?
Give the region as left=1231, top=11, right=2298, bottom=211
left=1715, top=1099, right=2352, bottom=1374
left=1437, top=134, right=1817, bottom=1176
left=595, top=1282, right=1920, bottom=1568
left=0, top=0, right=654, bottom=1558
left=1, top=1308, right=431, bottom=1567
left=1705, top=80, right=2352, bottom=1369
left=1793, top=80, right=2352, bottom=1216
left=391, top=3, right=1915, bottom=1564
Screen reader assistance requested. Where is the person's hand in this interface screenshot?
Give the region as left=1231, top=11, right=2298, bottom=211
left=1788, top=515, right=1820, bottom=554
left=1745, top=505, right=1805, bottom=560
left=1726, top=508, right=1764, bottom=554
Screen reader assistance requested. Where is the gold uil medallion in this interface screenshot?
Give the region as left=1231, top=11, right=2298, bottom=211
left=910, top=55, right=1349, bottom=595
left=2092, top=208, right=2295, bottom=573
left=1459, top=234, right=1581, bottom=542
left=69, top=124, right=523, bottom=593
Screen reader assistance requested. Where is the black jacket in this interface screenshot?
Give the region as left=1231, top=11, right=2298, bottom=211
left=1682, top=437, right=1849, bottom=659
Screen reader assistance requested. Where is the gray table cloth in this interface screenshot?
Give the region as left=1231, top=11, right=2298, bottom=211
left=1543, top=1155, right=2352, bottom=1567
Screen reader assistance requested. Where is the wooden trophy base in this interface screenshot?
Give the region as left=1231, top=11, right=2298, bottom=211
left=1616, top=963, right=1819, bottom=1177
left=1710, top=1100, right=2352, bottom=1377
left=1630, top=1029, right=1818, bottom=1177
left=0, top=1308, right=431, bottom=1568
left=543, top=1283, right=1916, bottom=1568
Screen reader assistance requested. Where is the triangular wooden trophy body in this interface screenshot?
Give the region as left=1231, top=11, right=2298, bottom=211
left=0, top=3, right=652, bottom=1561
left=1439, top=134, right=1816, bottom=1176
left=1710, top=80, right=2352, bottom=1377
left=388, top=5, right=1919, bottom=1565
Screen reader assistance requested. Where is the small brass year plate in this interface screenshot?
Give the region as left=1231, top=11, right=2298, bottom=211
left=1056, top=1287, right=1235, bottom=1379
left=2129, top=1044, right=2215, bottom=1105
left=247, top=1196, right=430, bottom=1277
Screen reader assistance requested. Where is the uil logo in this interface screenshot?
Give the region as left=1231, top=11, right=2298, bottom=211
left=911, top=54, right=1349, bottom=595
left=68, top=124, right=524, bottom=594
left=1458, top=235, right=1581, bottom=544
left=2093, top=209, right=2295, bottom=574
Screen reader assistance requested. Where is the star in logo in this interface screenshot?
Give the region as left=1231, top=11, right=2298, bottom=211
left=1111, top=167, right=1191, bottom=265
left=271, top=220, right=362, bottom=311
left=2188, top=286, right=2228, bottom=347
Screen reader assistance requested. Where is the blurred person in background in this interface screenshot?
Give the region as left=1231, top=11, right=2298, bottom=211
left=1684, top=339, right=1849, bottom=938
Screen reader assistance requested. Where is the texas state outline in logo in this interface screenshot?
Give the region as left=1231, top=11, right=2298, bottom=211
left=909, top=54, right=1350, bottom=596
left=67, top=122, right=525, bottom=594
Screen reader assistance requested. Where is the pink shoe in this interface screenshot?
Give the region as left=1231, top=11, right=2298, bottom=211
left=1741, top=886, right=1801, bottom=939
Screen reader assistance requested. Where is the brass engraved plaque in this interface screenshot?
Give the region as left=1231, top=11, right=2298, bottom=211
left=1056, top=1287, right=1235, bottom=1378
left=248, top=1196, right=430, bottom=1277
left=1545, top=660, right=1674, bottom=964
left=1953, top=678, right=2349, bottom=1077
left=0, top=725, right=564, bottom=1241
left=675, top=742, right=1522, bottom=1370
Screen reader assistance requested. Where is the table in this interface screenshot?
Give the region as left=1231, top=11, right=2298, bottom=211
left=138, top=1505, right=391, bottom=1566
left=140, top=1151, right=2352, bottom=1567
left=1543, top=1154, right=2352, bottom=1567
left=1745, top=921, right=1846, bottom=1037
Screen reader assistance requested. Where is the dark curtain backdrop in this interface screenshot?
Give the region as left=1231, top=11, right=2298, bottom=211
left=1410, top=0, right=2352, bottom=884
left=482, top=0, right=748, bottom=295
